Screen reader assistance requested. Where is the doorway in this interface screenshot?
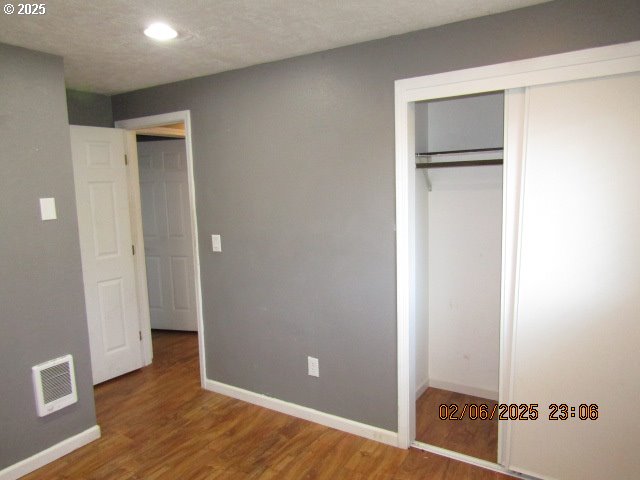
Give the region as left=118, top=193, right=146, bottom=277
left=394, top=74, right=532, bottom=475
left=116, top=111, right=206, bottom=385
left=413, top=92, right=504, bottom=464
left=136, top=126, right=197, bottom=331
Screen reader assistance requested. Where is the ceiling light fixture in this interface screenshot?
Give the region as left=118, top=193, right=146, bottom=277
left=144, top=22, right=178, bottom=41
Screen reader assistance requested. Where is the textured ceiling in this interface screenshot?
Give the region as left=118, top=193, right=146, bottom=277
left=0, top=0, right=546, bottom=94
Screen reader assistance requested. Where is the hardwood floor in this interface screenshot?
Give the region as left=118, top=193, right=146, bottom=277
left=416, top=388, right=498, bottom=463
left=24, top=331, right=507, bottom=479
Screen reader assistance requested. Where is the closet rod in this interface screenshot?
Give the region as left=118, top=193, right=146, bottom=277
left=416, top=147, right=503, bottom=156
left=416, top=159, right=503, bottom=169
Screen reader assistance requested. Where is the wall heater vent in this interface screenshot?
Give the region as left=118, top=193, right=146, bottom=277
left=32, top=354, right=78, bottom=417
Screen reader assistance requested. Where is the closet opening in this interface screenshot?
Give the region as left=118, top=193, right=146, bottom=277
left=413, top=91, right=504, bottom=463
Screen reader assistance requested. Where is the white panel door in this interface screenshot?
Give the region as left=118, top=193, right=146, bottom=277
left=137, top=139, right=197, bottom=331
left=71, top=126, right=143, bottom=384
left=509, top=73, right=640, bottom=479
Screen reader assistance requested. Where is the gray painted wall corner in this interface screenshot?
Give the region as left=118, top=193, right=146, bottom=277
left=66, top=89, right=114, bottom=128
left=0, top=43, right=97, bottom=469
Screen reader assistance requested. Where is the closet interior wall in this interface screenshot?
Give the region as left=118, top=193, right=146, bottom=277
left=415, top=92, right=504, bottom=401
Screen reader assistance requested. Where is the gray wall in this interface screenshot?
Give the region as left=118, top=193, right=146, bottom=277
left=415, top=93, right=504, bottom=153
left=426, top=93, right=504, bottom=152
left=112, top=0, right=640, bottom=431
left=0, top=44, right=96, bottom=469
left=66, top=89, right=113, bottom=127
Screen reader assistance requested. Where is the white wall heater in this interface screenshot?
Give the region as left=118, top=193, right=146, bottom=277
left=32, top=354, right=78, bottom=417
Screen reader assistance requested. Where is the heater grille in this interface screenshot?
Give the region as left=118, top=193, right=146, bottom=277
left=40, top=363, right=73, bottom=403
left=32, top=354, right=78, bottom=417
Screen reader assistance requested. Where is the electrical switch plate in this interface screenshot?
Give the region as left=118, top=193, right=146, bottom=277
left=307, top=356, right=319, bottom=377
left=211, top=234, right=222, bottom=252
left=39, top=198, right=57, bottom=221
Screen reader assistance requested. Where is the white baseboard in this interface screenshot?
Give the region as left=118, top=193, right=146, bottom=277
left=428, top=379, right=499, bottom=401
left=204, top=379, right=398, bottom=447
left=0, top=425, right=100, bottom=480
left=416, top=379, right=429, bottom=399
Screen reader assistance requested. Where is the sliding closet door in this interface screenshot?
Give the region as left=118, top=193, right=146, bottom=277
left=509, top=72, right=640, bottom=479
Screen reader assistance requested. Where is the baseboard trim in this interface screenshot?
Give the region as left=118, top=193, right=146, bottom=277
left=204, top=379, right=398, bottom=447
left=416, top=379, right=429, bottom=399
left=0, top=425, right=100, bottom=480
left=428, top=379, right=499, bottom=401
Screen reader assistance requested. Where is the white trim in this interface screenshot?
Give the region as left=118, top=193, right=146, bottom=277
left=498, top=87, right=527, bottom=466
left=0, top=425, right=100, bottom=480
left=205, top=379, right=399, bottom=447
left=115, top=111, right=207, bottom=386
left=395, top=40, right=640, bottom=461
left=398, top=41, right=640, bottom=102
left=427, top=379, right=498, bottom=402
left=415, top=379, right=429, bottom=400
left=395, top=90, right=413, bottom=449
left=411, top=441, right=535, bottom=479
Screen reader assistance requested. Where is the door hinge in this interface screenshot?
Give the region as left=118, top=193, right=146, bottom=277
left=132, top=244, right=135, bottom=255
left=139, top=331, right=142, bottom=341
left=124, top=154, right=128, bottom=165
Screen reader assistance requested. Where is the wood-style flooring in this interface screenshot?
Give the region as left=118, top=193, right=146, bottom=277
left=24, top=331, right=507, bottom=479
left=416, top=388, right=498, bottom=463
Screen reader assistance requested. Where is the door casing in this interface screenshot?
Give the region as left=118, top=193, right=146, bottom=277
left=116, top=111, right=206, bottom=387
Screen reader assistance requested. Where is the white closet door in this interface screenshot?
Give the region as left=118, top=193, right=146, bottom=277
left=138, top=139, right=197, bottom=331
left=509, top=73, right=640, bottom=479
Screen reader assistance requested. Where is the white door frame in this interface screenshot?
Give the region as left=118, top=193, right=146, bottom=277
left=116, top=111, right=206, bottom=387
left=395, top=40, right=640, bottom=469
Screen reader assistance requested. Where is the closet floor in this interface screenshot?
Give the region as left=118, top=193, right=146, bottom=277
left=416, top=387, right=498, bottom=463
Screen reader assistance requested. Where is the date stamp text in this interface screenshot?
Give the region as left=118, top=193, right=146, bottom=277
left=438, top=403, right=599, bottom=421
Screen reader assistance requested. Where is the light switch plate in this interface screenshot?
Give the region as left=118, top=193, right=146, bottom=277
left=39, top=198, right=57, bottom=221
left=211, top=234, right=222, bottom=252
left=307, top=356, right=319, bottom=377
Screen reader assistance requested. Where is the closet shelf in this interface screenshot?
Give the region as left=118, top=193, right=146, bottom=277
left=416, top=159, right=503, bottom=169
left=416, top=147, right=503, bottom=157
left=416, top=147, right=503, bottom=169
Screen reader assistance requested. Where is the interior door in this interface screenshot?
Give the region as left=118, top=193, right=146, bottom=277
left=70, top=126, right=143, bottom=384
left=508, top=72, right=640, bottom=480
left=137, top=139, right=197, bottom=331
